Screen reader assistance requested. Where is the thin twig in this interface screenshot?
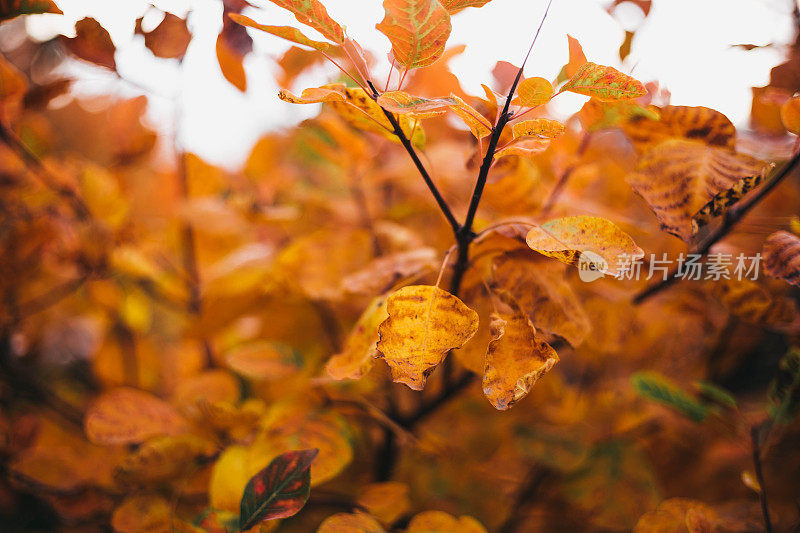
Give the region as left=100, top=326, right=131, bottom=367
left=751, top=423, right=773, bottom=533
left=634, top=149, right=800, bottom=304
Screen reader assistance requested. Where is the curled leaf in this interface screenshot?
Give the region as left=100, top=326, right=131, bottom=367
left=626, top=139, right=769, bottom=241
left=62, top=17, right=117, bottom=71
left=230, top=14, right=331, bottom=51
left=483, top=298, right=559, bottom=410
left=278, top=84, right=347, bottom=104
left=446, top=94, right=492, bottom=138
left=376, top=285, right=479, bottom=390
left=135, top=12, right=191, bottom=59
left=239, top=448, right=319, bottom=529
left=376, top=0, right=452, bottom=69
left=561, top=62, right=646, bottom=101
left=440, top=0, right=493, bottom=14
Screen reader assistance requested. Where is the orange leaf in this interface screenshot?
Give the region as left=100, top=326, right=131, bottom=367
left=440, top=0, right=493, bottom=14
left=230, top=13, right=331, bottom=51
left=376, top=0, right=452, bottom=69
left=135, top=12, right=191, bottom=59
left=266, top=0, right=345, bottom=44
left=512, top=77, right=554, bottom=107
left=781, top=95, right=800, bottom=135
left=561, top=62, right=646, bottom=101
left=511, top=118, right=566, bottom=139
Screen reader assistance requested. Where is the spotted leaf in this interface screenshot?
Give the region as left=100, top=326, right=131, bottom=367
left=561, top=62, right=646, bottom=101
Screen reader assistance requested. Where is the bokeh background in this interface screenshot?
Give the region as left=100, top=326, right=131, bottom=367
left=5, top=0, right=797, bottom=167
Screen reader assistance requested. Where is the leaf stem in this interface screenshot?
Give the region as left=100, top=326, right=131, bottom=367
left=633, top=148, right=800, bottom=304
left=751, top=423, right=773, bottom=533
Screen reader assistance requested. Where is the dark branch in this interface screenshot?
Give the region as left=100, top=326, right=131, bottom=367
left=751, top=423, right=773, bottom=533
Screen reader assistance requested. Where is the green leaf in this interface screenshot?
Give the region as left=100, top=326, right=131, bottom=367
left=238, top=448, right=319, bottom=530
left=0, top=0, right=61, bottom=22
left=768, top=348, right=800, bottom=424
left=631, top=372, right=710, bottom=423
left=694, top=380, right=737, bottom=410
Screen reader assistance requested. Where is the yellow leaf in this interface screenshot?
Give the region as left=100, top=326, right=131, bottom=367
left=326, top=296, right=389, bottom=380
left=525, top=215, right=644, bottom=277
left=357, top=482, right=411, bottom=525
left=626, top=139, right=769, bottom=241
left=512, top=77, right=553, bottom=107
left=376, top=285, right=479, bottom=390
left=561, top=62, right=646, bottom=101
left=278, top=84, right=347, bottom=104
left=376, top=0, right=452, bottom=70
left=318, top=512, right=386, bottom=532
left=492, top=250, right=591, bottom=347
left=483, top=298, right=559, bottom=410
left=511, top=118, right=566, bottom=139
left=85, top=387, right=189, bottom=445
left=406, top=511, right=487, bottom=533
left=111, top=495, right=172, bottom=533
left=377, top=91, right=453, bottom=119
left=209, top=445, right=252, bottom=512
left=230, top=14, right=331, bottom=51
left=327, top=86, right=427, bottom=147
left=266, top=0, right=345, bottom=44
left=114, top=435, right=216, bottom=486
left=764, top=230, right=800, bottom=286
left=440, top=0, right=493, bottom=14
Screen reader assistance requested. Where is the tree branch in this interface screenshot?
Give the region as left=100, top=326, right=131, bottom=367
left=0, top=123, right=90, bottom=220
left=751, top=423, right=773, bottom=533
left=367, top=81, right=461, bottom=236
left=633, top=149, right=800, bottom=304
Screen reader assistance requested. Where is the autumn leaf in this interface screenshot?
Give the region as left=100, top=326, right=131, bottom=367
left=341, top=248, right=439, bottom=295
left=511, top=118, right=566, bottom=139
left=780, top=95, right=800, bottom=134
left=376, top=285, right=479, bottom=390
left=491, top=251, right=590, bottom=347
left=440, top=0, right=492, bottom=14
left=356, top=482, right=411, bottom=525
left=561, top=62, right=646, bottom=101
left=217, top=0, right=253, bottom=92
left=525, top=215, right=644, bottom=277
left=377, top=91, right=454, bottom=119
left=62, top=17, right=117, bottom=70
left=278, top=84, right=347, bottom=104
left=482, top=297, right=559, bottom=410
left=579, top=98, right=659, bottom=132
left=85, top=387, right=189, bottom=445
left=446, top=94, right=492, bottom=138
left=326, top=295, right=388, bottom=380
left=376, top=0, right=452, bottom=70
left=633, top=498, right=720, bottom=533
left=512, top=77, right=554, bottom=107
left=406, top=511, right=487, bottom=533
left=225, top=342, right=303, bottom=380
left=763, top=230, right=800, bottom=286
left=0, top=0, right=61, bottom=22
left=239, top=448, right=319, bottom=529
left=495, top=138, right=551, bottom=160
left=621, top=105, right=737, bottom=153
left=135, top=12, right=191, bottom=59
left=111, top=495, right=172, bottom=533
left=631, top=372, right=710, bottom=423
left=555, top=34, right=587, bottom=85
left=230, top=13, right=331, bottom=51
left=114, top=435, right=217, bottom=486
left=317, top=512, right=387, bottom=532
left=266, top=0, right=344, bottom=44
left=626, top=139, right=769, bottom=241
